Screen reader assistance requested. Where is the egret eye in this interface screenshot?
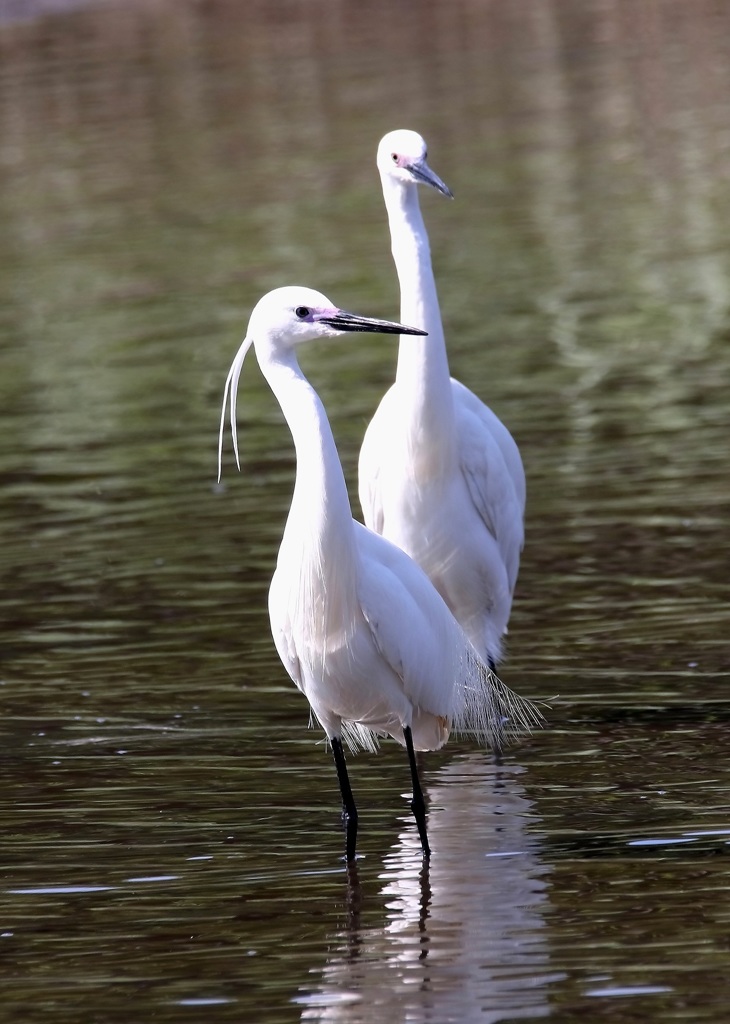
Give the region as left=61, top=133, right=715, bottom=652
left=295, top=306, right=310, bottom=319
left=391, top=152, right=398, bottom=163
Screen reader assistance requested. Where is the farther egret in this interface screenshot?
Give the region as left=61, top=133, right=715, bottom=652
left=359, top=130, right=526, bottom=668
left=218, top=286, right=541, bottom=862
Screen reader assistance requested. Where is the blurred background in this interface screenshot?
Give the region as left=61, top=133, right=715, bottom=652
left=0, top=1, right=728, bottom=1021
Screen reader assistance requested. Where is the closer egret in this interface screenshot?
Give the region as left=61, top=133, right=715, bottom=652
left=359, top=130, right=526, bottom=668
left=218, top=286, right=541, bottom=862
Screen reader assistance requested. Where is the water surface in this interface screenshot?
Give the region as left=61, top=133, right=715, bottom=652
left=0, top=1, right=729, bottom=1021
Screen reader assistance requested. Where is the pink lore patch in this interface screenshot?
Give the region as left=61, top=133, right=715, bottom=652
left=311, top=307, right=340, bottom=323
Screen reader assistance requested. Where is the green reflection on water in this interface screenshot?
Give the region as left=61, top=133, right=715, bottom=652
left=0, top=1, right=729, bottom=1022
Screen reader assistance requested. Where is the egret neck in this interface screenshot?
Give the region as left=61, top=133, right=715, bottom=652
left=381, top=171, right=456, bottom=470
left=255, top=344, right=359, bottom=645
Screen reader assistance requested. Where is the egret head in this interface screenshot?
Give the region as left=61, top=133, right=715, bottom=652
left=218, top=286, right=426, bottom=479
left=247, top=286, right=425, bottom=350
left=377, top=129, right=453, bottom=198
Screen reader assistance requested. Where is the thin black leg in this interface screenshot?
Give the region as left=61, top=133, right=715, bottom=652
left=404, top=725, right=431, bottom=860
left=486, top=657, right=506, bottom=757
left=331, top=736, right=358, bottom=862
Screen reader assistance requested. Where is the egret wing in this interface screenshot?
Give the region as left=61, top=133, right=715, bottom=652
left=452, top=378, right=526, bottom=510
left=354, top=522, right=465, bottom=719
left=453, top=382, right=525, bottom=595
left=354, top=523, right=543, bottom=747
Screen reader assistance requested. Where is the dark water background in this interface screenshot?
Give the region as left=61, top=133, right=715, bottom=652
left=0, top=1, right=729, bottom=1021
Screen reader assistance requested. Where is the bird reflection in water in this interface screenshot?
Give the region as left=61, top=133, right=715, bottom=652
left=297, top=755, right=562, bottom=1023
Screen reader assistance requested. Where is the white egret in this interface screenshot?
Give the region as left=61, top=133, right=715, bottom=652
left=218, top=286, right=541, bottom=862
left=359, top=130, right=526, bottom=669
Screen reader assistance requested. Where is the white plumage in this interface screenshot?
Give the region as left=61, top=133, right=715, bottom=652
left=218, top=286, right=541, bottom=861
left=359, top=130, right=526, bottom=667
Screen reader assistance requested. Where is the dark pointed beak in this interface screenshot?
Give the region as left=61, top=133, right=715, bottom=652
left=407, top=160, right=454, bottom=199
left=318, top=311, right=427, bottom=335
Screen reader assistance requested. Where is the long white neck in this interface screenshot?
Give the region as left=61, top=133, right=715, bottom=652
left=381, top=174, right=456, bottom=456
left=255, top=343, right=359, bottom=629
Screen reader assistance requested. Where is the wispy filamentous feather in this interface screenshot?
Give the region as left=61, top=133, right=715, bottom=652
left=307, top=707, right=380, bottom=755
left=218, top=335, right=254, bottom=482
left=341, top=720, right=380, bottom=754
left=455, top=646, right=545, bottom=752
